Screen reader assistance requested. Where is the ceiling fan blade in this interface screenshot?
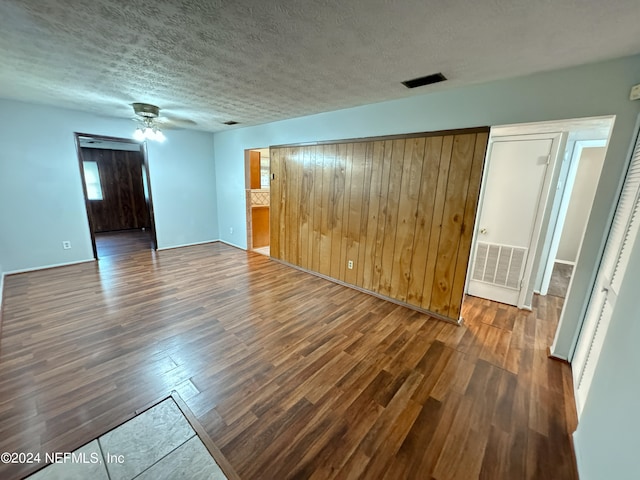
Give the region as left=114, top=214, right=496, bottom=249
left=157, top=117, right=198, bottom=130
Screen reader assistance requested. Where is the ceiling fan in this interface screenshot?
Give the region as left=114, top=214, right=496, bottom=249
left=131, top=102, right=196, bottom=141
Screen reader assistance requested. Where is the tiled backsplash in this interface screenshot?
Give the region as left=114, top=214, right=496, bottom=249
left=248, top=189, right=270, bottom=206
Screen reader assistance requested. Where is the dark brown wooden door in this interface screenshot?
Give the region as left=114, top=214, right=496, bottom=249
left=82, top=148, right=151, bottom=232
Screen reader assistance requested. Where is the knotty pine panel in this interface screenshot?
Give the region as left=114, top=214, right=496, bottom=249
left=318, top=144, right=335, bottom=276
left=355, top=142, right=374, bottom=287
left=311, top=146, right=324, bottom=272
left=361, top=141, right=386, bottom=291
left=329, top=143, right=347, bottom=280
left=269, top=147, right=282, bottom=259
left=298, top=147, right=313, bottom=270
left=448, top=133, right=489, bottom=319
left=286, top=147, right=301, bottom=265
left=371, top=140, right=394, bottom=292
left=344, top=142, right=366, bottom=286
left=378, top=139, right=405, bottom=297
left=428, top=134, right=476, bottom=316
left=270, top=129, right=488, bottom=322
left=390, top=137, right=426, bottom=302
left=421, top=136, right=454, bottom=311
left=406, top=136, right=444, bottom=306
left=335, top=143, right=351, bottom=281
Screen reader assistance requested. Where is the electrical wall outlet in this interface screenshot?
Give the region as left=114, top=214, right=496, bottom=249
left=62, top=241, right=71, bottom=250
left=630, top=83, right=640, bottom=101
left=229, top=227, right=233, bottom=234
left=347, top=260, right=354, bottom=270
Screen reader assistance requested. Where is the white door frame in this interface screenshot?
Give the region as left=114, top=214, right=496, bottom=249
left=466, top=132, right=565, bottom=309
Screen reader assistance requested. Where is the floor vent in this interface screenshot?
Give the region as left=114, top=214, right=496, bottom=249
left=472, top=242, right=527, bottom=290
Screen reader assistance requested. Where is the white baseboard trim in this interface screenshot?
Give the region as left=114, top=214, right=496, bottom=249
left=272, top=257, right=462, bottom=326
left=549, top=354, right=570, bottom=364
left=554, top=259, right=576, bottom=266
left=1, top=259, right=95, bottom=309
left=156, top=239, right=219, bottom=251
left=217, top=240, right=247, bottom=251
left=5, top=259, right=95, bottom=276
left=548, top=347, right=570, bottom=362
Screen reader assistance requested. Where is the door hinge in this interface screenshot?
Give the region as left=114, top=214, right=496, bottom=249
left=546, top=154, right=551, bottom=165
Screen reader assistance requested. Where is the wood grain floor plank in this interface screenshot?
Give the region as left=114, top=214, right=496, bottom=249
left=0, top=238, right=578, bottom=480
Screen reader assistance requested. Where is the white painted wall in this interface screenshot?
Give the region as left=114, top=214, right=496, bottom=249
left=556, top=147, right=607, bottom=263
left=214, top=54, right=640, bottom=359
left=146, top=131, right=218, bottom=249
left=573, top=227, right=640, bottom=479
left=0, top=99, right=218, bottom=273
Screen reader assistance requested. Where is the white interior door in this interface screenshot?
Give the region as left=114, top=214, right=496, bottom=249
left=572, top=128, right=640, bottom=416
left=468, top=134, right=561, bottom=306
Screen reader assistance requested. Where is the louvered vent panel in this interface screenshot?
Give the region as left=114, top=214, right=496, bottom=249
left=506, top=248, right=526, bottom=289
left=483, top=245, right=500, bottom=283
left=472, top=242, right=527, bottom=290
left=494, top=250, right=511, bottom=285
left=472, top=243, right=488, bottom=281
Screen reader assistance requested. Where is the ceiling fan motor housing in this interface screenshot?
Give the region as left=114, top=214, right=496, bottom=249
left=132, top=102, right=159, bottom=118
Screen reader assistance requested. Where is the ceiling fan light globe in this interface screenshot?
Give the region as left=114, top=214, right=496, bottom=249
left=133, top=128, right=145, bottom=141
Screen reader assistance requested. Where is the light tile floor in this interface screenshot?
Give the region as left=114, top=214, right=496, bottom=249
left=253, top=246, right=270, bottom=256
left=28, top=399, right=227, bottom=480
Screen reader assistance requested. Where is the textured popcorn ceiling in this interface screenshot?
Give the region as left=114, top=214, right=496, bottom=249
left=1, top=0, right=639, bottom=132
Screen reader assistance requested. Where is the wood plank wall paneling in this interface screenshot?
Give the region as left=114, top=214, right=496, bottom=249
left=270, top=129, right=489, bottom=322
left=82, top=148, right=150, bottom=233
left=269, top=148, right=281, bottom=259
left=311, top=146, right=324, bottom=272
left=391, top=137, right=426, bottom=302
left=448, top=134, right=488, bottom=319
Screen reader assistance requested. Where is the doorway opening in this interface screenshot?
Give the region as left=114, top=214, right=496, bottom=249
left=538, top=139, right=608, bottom=299
left=465, top=115, right=615, bottom=316
left=245, top=148, right=270, bottom=256
left=75, top=133, right=158, bottom=260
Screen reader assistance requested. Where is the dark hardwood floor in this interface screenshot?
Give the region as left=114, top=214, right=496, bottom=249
left=0, top=242, right=577, bottom=479
left=95, top=228, right=154, bottom=258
